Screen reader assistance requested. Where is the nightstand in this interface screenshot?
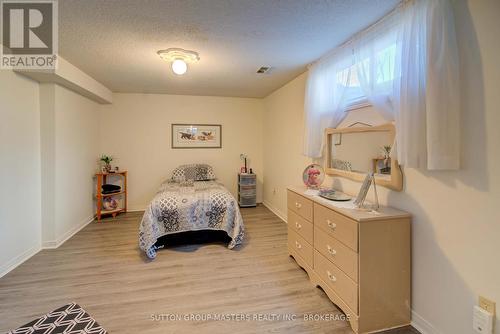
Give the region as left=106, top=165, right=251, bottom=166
left=238, top=173, right=256, bottom=207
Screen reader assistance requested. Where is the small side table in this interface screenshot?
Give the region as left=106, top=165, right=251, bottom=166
left=95, top=171, right=127, bottom=221
left=238, top=173, right=257, bottom=207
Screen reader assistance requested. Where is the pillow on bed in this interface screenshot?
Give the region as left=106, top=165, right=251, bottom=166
left=171, top=164, right=216, bottom=182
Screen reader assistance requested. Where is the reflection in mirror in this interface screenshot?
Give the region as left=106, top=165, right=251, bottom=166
left=330, top=131, right=392, bottom=179
left=325, top=123, right=403, bottom=191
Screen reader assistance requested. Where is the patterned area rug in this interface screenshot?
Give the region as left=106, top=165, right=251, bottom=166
left=7, top=303, right=107, bottom=334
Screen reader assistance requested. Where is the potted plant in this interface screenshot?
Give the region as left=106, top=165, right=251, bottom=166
left=380, top=145, right=392, bottom=174
left=100, top=154, right=113, bottom=172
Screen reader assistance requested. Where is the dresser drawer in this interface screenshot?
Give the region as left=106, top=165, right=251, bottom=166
left=314, top=203, right=358, bottom=251
left=314, top=250, right=358, bottom=313
left=287, top=190, right=313, bottom=222
left=314, top=227, right=358, bottom=282
left=288, top=228, right=313, bottom=267
left=288, top=210, right=313, bottom=244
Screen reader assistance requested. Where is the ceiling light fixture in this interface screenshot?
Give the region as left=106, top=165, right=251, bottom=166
left=157, top=48, right=200, bottom=75
left=171, top=59, right=187, bottom=75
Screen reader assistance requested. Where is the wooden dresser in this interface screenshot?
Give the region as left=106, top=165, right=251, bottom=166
left=287, top=186, right=411, bottom=333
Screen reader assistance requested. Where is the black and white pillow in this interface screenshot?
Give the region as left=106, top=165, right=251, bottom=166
left=171, top=164, right=216, bottom=182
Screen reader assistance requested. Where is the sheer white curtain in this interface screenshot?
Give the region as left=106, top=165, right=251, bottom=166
left=353, top=12, right=400, bottom=122
left=394, top=0, right=460, bottom=169
left=303, top=47, right=352, bottom=158
left=303, top=0, right=460, bottom=170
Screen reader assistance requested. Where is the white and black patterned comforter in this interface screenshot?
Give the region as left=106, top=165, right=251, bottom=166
left=139, top=180, right=244, bottom=259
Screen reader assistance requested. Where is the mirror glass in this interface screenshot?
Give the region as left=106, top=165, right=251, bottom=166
left=329, top=130, right=393, bottom=179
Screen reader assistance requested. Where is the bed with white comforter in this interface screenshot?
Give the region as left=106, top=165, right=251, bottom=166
left=139, top=167, right=245, bottom=259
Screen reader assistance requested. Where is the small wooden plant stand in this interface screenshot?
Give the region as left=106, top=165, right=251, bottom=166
left=95, top=171, right=127, bottom=221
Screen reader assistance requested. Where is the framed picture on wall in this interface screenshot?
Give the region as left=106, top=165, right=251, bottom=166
left=171, top=124, right=222, bottom=149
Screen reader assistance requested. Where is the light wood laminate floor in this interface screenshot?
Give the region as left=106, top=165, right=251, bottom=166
left=0, top=206, right=418, bottom=334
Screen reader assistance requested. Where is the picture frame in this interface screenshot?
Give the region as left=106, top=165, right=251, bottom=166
left=171, top=124, right=222, bottom=149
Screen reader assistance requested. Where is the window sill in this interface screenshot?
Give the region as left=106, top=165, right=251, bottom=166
left=344, top=99, right=372, bottom=112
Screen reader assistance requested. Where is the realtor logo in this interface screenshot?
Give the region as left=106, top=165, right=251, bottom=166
left=1, top=0, right=58, bottom=69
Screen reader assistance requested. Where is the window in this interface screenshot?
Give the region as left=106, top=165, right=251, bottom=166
left=374, top=44, right=396, bottom=84
left=336, top=43, right=397, bottom=110
left=337, top=64, right=366, bottom=107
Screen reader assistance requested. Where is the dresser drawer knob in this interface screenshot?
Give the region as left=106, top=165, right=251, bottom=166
left=295, top=202, right=302, bottom=209
left=327, top=271, right=337, bottom=282
left=327, top=245, right=337, bottom=256
left=295, top=222, right=302, bottom=229
left=295, top=241, right=302, bottom=249
left=327, top=220, right=337, bottom=230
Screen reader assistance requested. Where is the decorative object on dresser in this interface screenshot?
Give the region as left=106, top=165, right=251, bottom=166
left=302, top=164, right=325, bottom=189
left=171, top=124, right=222, bottom=148
left=287, top=185, right=411, bottom=333
left=95, top=170, right=127, bottom=221
left=238, top=173, right=256, bottom=207
left=353, top=173, right=379, bottom=211
left=318, top=188, right=351, bottom=202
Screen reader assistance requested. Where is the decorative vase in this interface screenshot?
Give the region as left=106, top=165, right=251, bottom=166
left=105, top=164, right=112, bottom=172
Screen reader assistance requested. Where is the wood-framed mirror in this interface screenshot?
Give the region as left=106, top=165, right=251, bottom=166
left=325, top=123, right=403, bottom=191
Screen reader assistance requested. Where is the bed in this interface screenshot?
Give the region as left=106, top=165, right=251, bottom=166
left=139, top=164, right=245, bottom=259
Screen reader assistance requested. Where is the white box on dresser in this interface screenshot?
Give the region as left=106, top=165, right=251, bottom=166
left=287, top=185, right=411, bottom=334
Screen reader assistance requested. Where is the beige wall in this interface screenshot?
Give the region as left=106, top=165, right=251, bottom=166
left=40, top=84, right=56, bottom=243
left=54, top=85, right=100, bottom=243
left=1, top=2, right=498, bottom=332
left=263, top=73, right=310, bottom=220
left=0, top=71, right=41, bottom=277
left=263, top=1, right=500, bottom=333
left=40, top=83, right=101, bottom=247
left=1, top=74, right=101, bottom=275
left=99, top=93, right=264, bottom=210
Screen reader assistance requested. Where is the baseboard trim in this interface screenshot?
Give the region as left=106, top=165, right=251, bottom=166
left=42, top=214, right=94, bottom=249
left=262, top=201, right=287, bottom=223
left=0, top=244, right=41, bottom=278
left=127, top=207, right=147, bottom=213
left=411, top=310, right=441, bottom=334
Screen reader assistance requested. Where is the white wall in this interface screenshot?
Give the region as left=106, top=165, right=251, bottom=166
left=1, top=4, right=498, bottom=332
left=40, top=84, right=100, bottom=248
left=263, top=1, right=500, bottom=333
left=1, top=77, right=103, bottom=274
left=40, top=84, right=56, bottom=243
left=99, top=93, right=264, bottom=210
left=263, top=73, right=310, bottom=220
left=17, top=56, right=113, bottom=104
left=0, top=71, right=42, bottom=276
left=53, top=84, right=100, bottom=245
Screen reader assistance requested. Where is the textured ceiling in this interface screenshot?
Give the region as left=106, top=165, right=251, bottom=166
left=59, top=0, right=400, bottom=98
